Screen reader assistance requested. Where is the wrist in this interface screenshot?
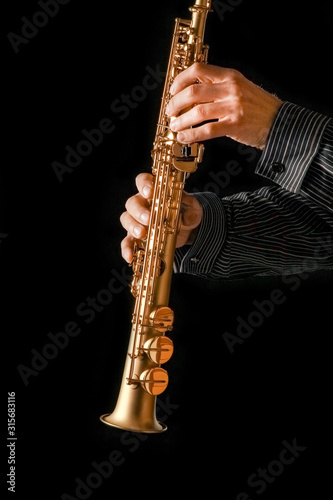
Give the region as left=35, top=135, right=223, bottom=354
left=183, top=224, right=201, bottom=246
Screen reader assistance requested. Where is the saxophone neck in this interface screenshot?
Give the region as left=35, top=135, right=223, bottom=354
left=193, top=0, right=212, bottom=8
left=190, top=0, right=212, bottom=14
left=188, top=0, right=211, bottom=53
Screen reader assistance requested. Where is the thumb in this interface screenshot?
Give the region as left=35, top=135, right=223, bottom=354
left=180, top=192, right=203, bottom=230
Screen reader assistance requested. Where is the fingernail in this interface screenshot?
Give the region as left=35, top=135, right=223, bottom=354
left=143, top=185, right=151, bottom=198
left=170, top=83, right=175, bottom=95
left=134, top=226, right=141, bottom=237
left=170, top=116, right=177, bottom=131
left=140, top=212, right=149, bottom=224
left=178, top=132, right=185, bottom=142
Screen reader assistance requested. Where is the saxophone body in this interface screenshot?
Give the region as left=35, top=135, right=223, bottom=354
left=100, top=0, right=211, bottom=433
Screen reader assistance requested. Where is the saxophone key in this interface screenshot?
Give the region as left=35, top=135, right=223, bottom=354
left=143, top=336, right=174, bottom=364
left=150, top=306, right=174, bottom=332
left=140, top=368, right=169, bottom=396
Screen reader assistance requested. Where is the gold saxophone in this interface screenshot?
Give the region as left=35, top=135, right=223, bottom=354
left=100, top=0, right=211, bottom=433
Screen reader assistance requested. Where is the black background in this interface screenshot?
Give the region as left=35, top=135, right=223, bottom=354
left=2, top=1, right=332, bottom=499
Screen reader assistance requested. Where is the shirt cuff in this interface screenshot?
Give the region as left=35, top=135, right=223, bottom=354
left=173, top=192, right=226, bottom=276
left=255, top=101, right=332, bottom=193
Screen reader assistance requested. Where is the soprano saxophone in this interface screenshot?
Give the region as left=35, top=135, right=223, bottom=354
left=100, top=0, right=211, bottom=433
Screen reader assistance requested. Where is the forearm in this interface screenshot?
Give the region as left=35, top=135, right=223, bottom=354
left=174, top=187, right=333, bottom=280
left=174, top=102, right=333, bottom=279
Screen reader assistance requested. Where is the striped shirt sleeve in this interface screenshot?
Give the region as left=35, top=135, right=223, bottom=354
left=301, top=120, right=333, bottom=210
left=255, top=102, right=333, bottom=212
left=173, top=103, right=333, bottom=280
left=173, top=192, right=227, bottom=275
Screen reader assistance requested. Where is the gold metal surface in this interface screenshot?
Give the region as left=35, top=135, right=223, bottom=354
left=100, top=0, right=211, bottom=433
left=144, top=336, right=174, bottom=364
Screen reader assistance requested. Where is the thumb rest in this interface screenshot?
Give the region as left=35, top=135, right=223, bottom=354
left=100, top=0, right=211, bottom=433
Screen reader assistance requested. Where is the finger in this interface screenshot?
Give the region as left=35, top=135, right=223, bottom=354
left=135, top=172, right=154, bottom=199
left=121, top=234, right=135, bottom=263
left=125, top=193, right=150, bottom=225
left=170, top=63, right=222, bottom=95
left=170, top=101, right=224, bottom=133
left=167, top=82, right=221, bottom=118
left=180, top=192, right=203, bottom=229
left=120, top=211, right=148, bottom=240
left=176, top=119, right=230, bottom=144
left=170, top=63, right=235, bottom=96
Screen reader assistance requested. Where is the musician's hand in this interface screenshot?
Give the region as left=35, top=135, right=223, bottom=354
left=167, top=63, right=283, bottom=150
left=120, top=173, right=203, bottom=263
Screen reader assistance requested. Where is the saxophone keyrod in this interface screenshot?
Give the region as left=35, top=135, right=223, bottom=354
left=139, top=323, right=173, bottom=330
left=126, top=378, right=167, bottom=385
left=174, top=18, right=191, bottom=27
left=143, top=347, right=171, bottom=352
left=127, top=353, right=139, bottom=360
left=126, top=378, right=139, bottom=386
left=141, top=380, right=167, bottom=384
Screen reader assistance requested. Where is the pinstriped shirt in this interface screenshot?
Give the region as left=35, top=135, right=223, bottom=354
left=174, top=102, right=333, bottom=279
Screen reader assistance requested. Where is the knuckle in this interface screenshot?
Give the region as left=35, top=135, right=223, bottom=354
left=190, top=62, right=200, bottom=74
left=202, top=121, right=215, bottom=136
left=233, top=106, right=244, bottom=126
left=226, top=71, right=245, bottom=124
left=120, top=211, right=127, bottom=226
left=186, top=128, right=198, bottom=143
left=227, top=68, right=242, bottom=83
left=136, top=172, right=150, bottom=184
left=194, top=104, right=206, bottom=121
left=231, top=95, right=245, bottom=125
left=186, top=83, right=198, bottom=100
left=124, top=198, right=131, bottom=211
left=136, top=172, right=152, bottom=192
left=229, top=71, right=243, bottom=98
left=191, top=61, right=204, bottom=75
left=125, top=194, right=136, bottom=212
left=136, top=173, right=145, bottom=185
left=135, top=174, right=145, bottom=191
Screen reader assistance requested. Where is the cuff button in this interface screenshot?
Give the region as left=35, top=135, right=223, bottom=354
left=271, top=162, right=285, bottom=173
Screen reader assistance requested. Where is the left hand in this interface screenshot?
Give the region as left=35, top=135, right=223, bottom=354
left=166, top=62, right=283, bottom=150
left=120, top=173, right=203, bottom=263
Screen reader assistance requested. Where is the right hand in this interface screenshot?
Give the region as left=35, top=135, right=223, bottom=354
left=120, top=173, right=203, bottom=263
